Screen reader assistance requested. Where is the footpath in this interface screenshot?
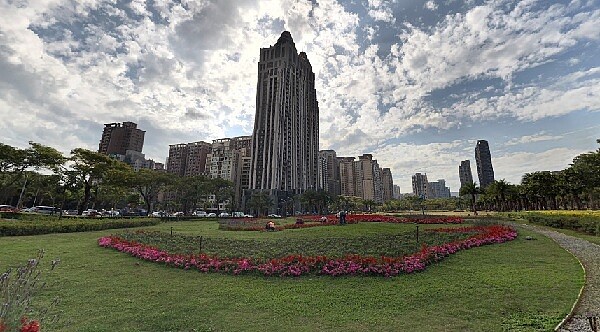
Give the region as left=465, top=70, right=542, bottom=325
left=512, top=223, right=599, bottom=332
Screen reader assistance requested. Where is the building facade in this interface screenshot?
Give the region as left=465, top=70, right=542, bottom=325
left=205, top=136, right=252, bottom=209
left=166, top=141, right=212, bottom=177
left=427, top=179, right=451, bottom=199
left=475, top=140, right=495, bottom=188
left=412, top=173, right=428, bottom=198
left=459, top=160, right=474, bottom=189
left=250, top=31, right=319, bottom=195
left=393, top=185, right=401, bottom=199
left=338, top=157, right=357, bottom=197
left=98, top=122, right=145, bottom=155
left=336, top=154, right=386, bottom=203
left=381, top=168, right=394, bottom=202
left=318, top=150, right=340, bottom=196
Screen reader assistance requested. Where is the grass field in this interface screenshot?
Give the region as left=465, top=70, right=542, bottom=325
left=0, top=219, right=583, bottom=331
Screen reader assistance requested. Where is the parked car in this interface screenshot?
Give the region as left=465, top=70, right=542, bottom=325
left=32, top=206, right=60, bottom=215
left=171, top=212, right=184, bottom=217
left=62, top=209, right=79, bottom=216
left=82, top=209, right=101, bottom=217
left=103, top=209, right=120, bottom=217
left=0, top=205, right=17, bottom=212
left=193, top=210, right=208, bottom=217
left=151, top=211, right=165, bottom=217
left=244, top=214, right=254, bottom=218
left=267, top=214, right=282, bottom=218
left=218, top=212, right=231, bottom=218
left=206, top=213, right=217, bottom=218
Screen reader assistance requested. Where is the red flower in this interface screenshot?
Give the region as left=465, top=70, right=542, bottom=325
left=19, top=318, right=40, bottom=332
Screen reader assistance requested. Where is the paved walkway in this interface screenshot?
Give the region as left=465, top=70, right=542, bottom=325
left=513, top=223, right=599, bottom=332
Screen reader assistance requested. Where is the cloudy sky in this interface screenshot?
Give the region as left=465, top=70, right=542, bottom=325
left=1, top=0, right=599, bottom=193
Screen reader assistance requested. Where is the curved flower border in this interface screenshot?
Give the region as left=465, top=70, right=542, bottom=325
left=98, top=225, right=517, bottom=277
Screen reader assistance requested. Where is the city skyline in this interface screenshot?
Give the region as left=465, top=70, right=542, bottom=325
left=1, top=0, right=599, bottom=192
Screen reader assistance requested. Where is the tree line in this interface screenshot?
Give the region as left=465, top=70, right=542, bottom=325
left=457, top=139, right=600, bottom=213
left=2, top=139, right=598, bottom=215
left=0, top=143, right=234, bottom=215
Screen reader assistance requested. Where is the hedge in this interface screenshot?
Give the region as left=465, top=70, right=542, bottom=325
left=0, top=218, right=160, bottom=236
left=516, top=212, right=600, bottom=236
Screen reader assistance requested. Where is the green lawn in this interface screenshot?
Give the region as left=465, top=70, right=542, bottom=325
left=0, top=219, right=583, bottom=331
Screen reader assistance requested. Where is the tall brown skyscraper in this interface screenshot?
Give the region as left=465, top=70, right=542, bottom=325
left=250, top=31, right=319, bottom=194
left=98, top=122, right=145, bottom=155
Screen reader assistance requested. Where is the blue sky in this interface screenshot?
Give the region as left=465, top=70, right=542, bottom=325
left=1, top=0, right=599, bottom=192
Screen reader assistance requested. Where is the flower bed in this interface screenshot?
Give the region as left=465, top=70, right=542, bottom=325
left=98, top=225, right=516, bottom=277
left=218, top=214, right=464, bottom=232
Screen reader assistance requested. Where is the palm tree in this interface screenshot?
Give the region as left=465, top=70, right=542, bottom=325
left=459, top=182, right=480, bottom=215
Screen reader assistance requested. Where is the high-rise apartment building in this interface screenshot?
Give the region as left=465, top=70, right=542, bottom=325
left=338, top=157, right=357, bottom=197
left=98, top=122, right=145, bottom=155
left=353, top=154, right=384, bottom=203
left=427, top=179, right=451, bottom=198
left=166, top=141, right=212, bottom=177
left=412, top=173, right=428, bottom=198
left=318, top=150, right=340, bottom=196
left=459, top=160, right=474, bottom=189
left=475, top=140, right=495, bottom=188
left=337, top=154, right=386, bottom=203
left=381, top=168, right=394, bottom=202
left=393, top=185, right=401, bottom=199
left=205, top=136, right=252, bottom=209
left=250, top=31, right=319, bottom=196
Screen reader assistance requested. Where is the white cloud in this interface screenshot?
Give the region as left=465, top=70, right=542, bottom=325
left=492, top=147, right=586, bottom=184
left=505, top=132, right=563, bottom=146
left=424, top=1, right=438, bottom=11
left=0, top=0, right=599, bottom=188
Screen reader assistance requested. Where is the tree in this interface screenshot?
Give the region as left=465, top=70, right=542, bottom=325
left=485, top=179, right=510, bottom=211
left=459, top=182, right=480, bottom=215
left=362, top=199, right=376, bottom=212
left=112, top=168, right=173, bottom=214
left=521, top=171, right=560, bottom=210
left=299, top=189, right=319, bottom=213
left=208, top=178, right=234, bottom=214
left=246, top=191, right=273, bottom=217
left=570, top=142, right=600, bottom=208
left=0, top=142, right=66, bottom=206
left=69, top=148, right=128, bottom=214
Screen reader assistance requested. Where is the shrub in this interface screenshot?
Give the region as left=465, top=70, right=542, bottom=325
left=0, top=218, right=160, bottom=237
left=518, top=212, right=600, bottom=236
left=0, top=250, right=60, bottom=331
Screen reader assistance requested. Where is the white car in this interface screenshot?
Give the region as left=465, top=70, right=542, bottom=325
left=193, top=211, right=208, bottom=217
left=207, top=213, right=217, bottom=218
left=267, top=214, right=282, bottom=218
left=82, top=209, right=101, bottom=217
left=218, top=212, right=231, bottom=218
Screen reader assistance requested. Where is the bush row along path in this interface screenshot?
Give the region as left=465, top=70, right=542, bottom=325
left=511, top=222, right=599, bottom=332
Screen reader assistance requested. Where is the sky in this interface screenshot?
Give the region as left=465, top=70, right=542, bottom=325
left=1, top=0, right=599, bottom=193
